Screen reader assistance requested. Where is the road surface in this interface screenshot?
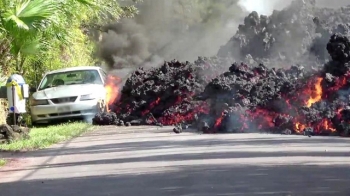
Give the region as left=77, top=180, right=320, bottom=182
left=1, top=126, right=350, bottom=195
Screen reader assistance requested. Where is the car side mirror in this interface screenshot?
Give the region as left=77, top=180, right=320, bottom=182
left=29, top=87, right=37, bottom=93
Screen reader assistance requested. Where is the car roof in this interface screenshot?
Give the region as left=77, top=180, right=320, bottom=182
left=46, top=66, right=102, bottom=75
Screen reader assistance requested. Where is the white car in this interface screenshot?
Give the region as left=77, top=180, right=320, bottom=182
left=29, top=66, right=108, bottom=125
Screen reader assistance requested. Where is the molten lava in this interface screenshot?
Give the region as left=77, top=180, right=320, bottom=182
left=97, top=59, right=350, bottom=136
left=316, top=118, right=336, bottom=133
left=295, top=122, right=306, bottom=133
left=211, top=73, right=346, bottom=135
left=306, top=77, right=323, bottom=107
left=158, top=97, right=210, bottom=125
left=214, top=112, right=225, bottom=129
left=327, top=72, right=350, bottom=95
left=247, top=109, right=276, bottom=129
left=141, top=97, right=161, bottom=116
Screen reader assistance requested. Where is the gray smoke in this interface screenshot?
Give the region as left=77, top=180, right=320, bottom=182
left=97, top=18, right=151, bottom=70
left=97, top=0, right=246, bottom=71
left=316, top=0, right=350, bottom=8
left=97, top=0, right=350, bottom=73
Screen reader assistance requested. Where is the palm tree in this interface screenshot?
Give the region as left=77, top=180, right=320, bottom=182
left=0, top=0, right=60, bottom=74
left=1, top=0, right=140, bottom=76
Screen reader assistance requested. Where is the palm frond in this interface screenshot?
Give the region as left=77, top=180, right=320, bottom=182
left=4, top=14, right=29, bottom=29
left=74, top=0, right=97, bottom=7
left=0, top=74, right=6, bottom=86
left=3, top=0, right=59, bottom=30
left=20, top=38, right=42, bottom=55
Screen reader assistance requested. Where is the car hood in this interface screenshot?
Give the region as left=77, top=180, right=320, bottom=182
left=33, top=84, right=105, bottom=100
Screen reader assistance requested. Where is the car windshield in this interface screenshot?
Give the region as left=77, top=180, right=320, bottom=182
left=38, top=69, right=102, bottom=90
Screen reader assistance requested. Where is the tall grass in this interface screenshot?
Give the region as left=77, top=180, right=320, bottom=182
left=0, top=76, right=7, bottom=124
left=0, top=122, right=94, bottom=151
left=0, top=159, right=6, bottom=167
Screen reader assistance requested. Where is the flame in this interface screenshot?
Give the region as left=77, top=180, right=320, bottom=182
left=293, top=119, right=336, bottom=134
left=306, top=77, right=323, bottom=107
left=105, top=75, right=122, bottom=111
left=290, top=76, right=341, bottom=134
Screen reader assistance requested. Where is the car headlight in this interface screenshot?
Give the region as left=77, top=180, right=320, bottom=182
left=80, top=93, right=98, bottom=101
left=30, top=99, right=49, bottom=106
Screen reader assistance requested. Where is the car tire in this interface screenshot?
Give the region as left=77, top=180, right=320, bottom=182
left=31, top=121, right=47, bottom=128
left=31, top=121, right=39, bottom=127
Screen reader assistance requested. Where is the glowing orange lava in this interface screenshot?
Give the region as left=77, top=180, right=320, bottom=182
left=214, top=112, right=225, bottom=129
left=141, top=97, right=161, bottom=116
left=316, top=118, right=336, bottom=133
left=294, top=122, right=306, bottom=133
left=306, top=77, right=323, bottom=107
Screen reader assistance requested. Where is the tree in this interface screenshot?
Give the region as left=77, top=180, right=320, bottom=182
left=0, top=0, right=139, bottom=80
left=0, top=0, right=61, bottom=74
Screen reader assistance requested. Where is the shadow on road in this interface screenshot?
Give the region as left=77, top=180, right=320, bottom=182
left=8, top=135, right=350, bottom=158
left=0, top=164, right=349, bottom=196
left=3, top=150, right=350, bottom=172
left=1, top=128, right=350, bottom=195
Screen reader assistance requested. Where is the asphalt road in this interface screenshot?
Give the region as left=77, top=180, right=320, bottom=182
left=1, top=126, right=350, bottom=196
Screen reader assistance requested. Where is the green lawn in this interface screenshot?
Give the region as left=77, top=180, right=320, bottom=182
left=0, top=122, right=94, bottom=151
left=0, top=159, right=6, bottom=167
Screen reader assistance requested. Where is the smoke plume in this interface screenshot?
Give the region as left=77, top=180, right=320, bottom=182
left=97, top=18, right=151, bottom=70
left=97, top=0, right=350, bottom=73
left=97, top=0, right=246, bottom=71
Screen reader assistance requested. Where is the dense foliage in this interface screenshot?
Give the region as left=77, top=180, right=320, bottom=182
left=0, top=0, right=139, bottom=84
left=0, top=0, right=140, bottom=123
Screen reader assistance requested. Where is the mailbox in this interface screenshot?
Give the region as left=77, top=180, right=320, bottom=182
left=6, top=74, right=29, bottom=114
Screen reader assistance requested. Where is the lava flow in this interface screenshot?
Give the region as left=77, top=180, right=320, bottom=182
left=94, top=60, right=213, bottom=126
left=205, top=39, right=350, bottom=135
left=95, top=43, right=350, bottom=136
left=93, top=1, right=350, bottom=137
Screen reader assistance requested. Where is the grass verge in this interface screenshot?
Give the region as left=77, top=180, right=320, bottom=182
left=0, top=159, right=6, bottom=167
left=0, top=122, right=94, bottom=151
